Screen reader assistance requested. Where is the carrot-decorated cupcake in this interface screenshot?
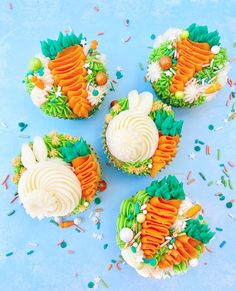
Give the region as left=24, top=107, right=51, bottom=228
left=24, top=32, right=109, bottom=119
left=12, top=132, right=106, bottom=220
left=147, top=23, right=230, bottom=107
left=103, top=90, right=183, bottom=177
left=117, top=176, right=215, bottom=279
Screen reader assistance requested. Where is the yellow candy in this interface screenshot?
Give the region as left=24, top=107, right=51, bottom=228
left=184, top=204, right=201, bottom=218
left=204, top=83, right=221, bottom=94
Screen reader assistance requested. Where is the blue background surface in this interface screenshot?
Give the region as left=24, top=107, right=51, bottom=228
left=0, top=0, right=236, bottom=290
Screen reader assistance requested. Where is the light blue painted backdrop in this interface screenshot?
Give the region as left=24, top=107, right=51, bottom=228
left=0, top=0, right=236, bottom=290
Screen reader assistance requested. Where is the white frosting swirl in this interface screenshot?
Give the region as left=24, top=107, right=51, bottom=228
left=106, top=110, right=158, bottom=163
left=18, top=159, right=82, bottom=219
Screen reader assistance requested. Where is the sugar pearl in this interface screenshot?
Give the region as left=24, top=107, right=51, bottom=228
left=54, top=217, right=62, bottom=223
left=137, top=213, right=146, bottom=223
left=211, top=45, right=220, bottom=54
left=189, top=258, right=199, bottom=267
left=73, top=217, right=82, bottom=225
left=119, top=227, right=133, bottom=243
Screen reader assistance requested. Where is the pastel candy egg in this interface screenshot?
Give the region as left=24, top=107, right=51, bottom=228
left=29, top=57, right=42, bottom=71
left=137, top=213, right=146, bottom=223
left=119, top=227, right=133, bottom=243
left=180, top=30, right=189, bottom=39
left=211, top=45, right=220, bottom=54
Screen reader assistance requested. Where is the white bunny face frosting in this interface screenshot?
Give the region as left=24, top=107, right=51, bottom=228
left=105, top=90, right=159, bottom=163
left=18, top=136, right=82, bottom=219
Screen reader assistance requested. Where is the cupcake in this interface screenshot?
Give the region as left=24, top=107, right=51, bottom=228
left=117, top=175, right=215, bottom=279
left=24, top=32, right=109, bottom=119
left=147, top=23, right=230, bottom=107
left=12, top=132, right=106, bottom=220
left=103, top=90, right=183, bottom=177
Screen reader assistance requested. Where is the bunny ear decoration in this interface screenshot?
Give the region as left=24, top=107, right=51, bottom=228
left=21, top=144, right=36, bottom=169
left=33, top=136, right=48, bottom=162
left=128, top=90, right=153, bottom=115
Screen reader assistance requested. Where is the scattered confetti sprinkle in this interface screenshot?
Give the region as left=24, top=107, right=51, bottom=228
left=93, top=6, right=100, bottom=12
left=208, top=124, right=214, bottom=130
left=6, top=251, right=13, bottom=257
left=95, top=197, right=101, bottom=205
left=123, top=19, right=129, bottom=27
left=215, top=227, right=223, bottom=231
left=198, top=172, right=206, bottom=181
left=18, top=122, right=28, bottom=132
left=187, top=178, right=196, bottom=185
left=138, top=62, right=144, bottom=71
left=28, top=242, right=39, bottom=247
left=67, top=250, right=75, bottom=254
left=194, top=146, right=201, bottom=152
left=188, top=152, right=195, bottom=160
left=88, top=281, right=95, bottom=288
left=228, top=161, right=235, bottom=167
left=7, top=210, right=15, bottom=216
left=1, top=122, right=8, bottom=128
left=103, top=243, right=108, bottom=250
left=150, top=33, right=156, bottom=40
left=26, top=250, right=34, bottom=255
left=9, top=194, right=18, bottom=204
left=97, top=32, right=104, bottom=36
left=219, top=241, right=226, bottom=248
left=217, top=149, right=221, bottom=160
left=121, top=35, right=131, bottom=43
left=60, top=241, right=67, bottom=248
left=226, top=201, right=233, bottom=208
left=49, top=219, right=59, bottom=226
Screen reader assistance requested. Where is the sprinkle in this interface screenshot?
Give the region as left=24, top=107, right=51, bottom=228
left=150, top=34, right=156, bottom=40
left=88, top=281, right=95, bottom=288
left=93, top=6, right=99, bottom=12
left=187, top=170, right=192, bottom=180
left=226, top=201, right=233, bottom=208
left=194, top=146, right=201, bottom=152
left=206, top=145, right=211, bottom=155
left=223, top=170, right=229, bottom=178
left=219, top=241, right=226, bottom=248
left=228, top=161, right=235, bottom=167
left=208, top=181, right=214, bottom=187
left=49, top=219, right=59, bottom=226
left=95, top=208, right=104, bottom=213
left=6, top=252, right=13, bottom=257
left=116, top=260, right=122, bottom=270
left=56, top=240, right=65, bottom=246
left=215, top=126, right=223, bottom=131
left=123, top=19, right=129, bottom=27
left=138, top=62, right=144, bottom=71
left=215, top=227, right=223, bottom=231
left=97, top=32, right=104, bottom=36
left=228, top=213, right=236, bottom=221
left=67, top=250, right=75, bottom=254
left=107, top=264, right=112, bottom=271
left=26, top=250, right=34, bottom=255
left=205, top=246, right=212, bottom=253
left=7, top=210, right=15, bottom=216
left=1, top=122, right=8, bottom=128
left=18, top=134, right=30, bottom=138
left=187, top=178, right=196, bottom=185
left=75, top=225, right=85, bottom=233
left=75, top=228, right=81, bottom=233
left=217, top=149, right=221, bottom=160
left=9, top=194, right=18, bottom=204
left=1, top=174, right=9, bottom=185
left=99, top=278, right=109, bottom=288
left=60, top=241, right=67, bottom=248
left=18, top=122, right=28, bottom=132
left=121, top=35, right=131, bottom=43
left=199, top=172, right=206, bottom=181
left=28, top=242, right=39, bottom=247
left=228, top=179, right=234, bottom=190
left=94, top=197, right=101, bottom=205
left=198, top=140, right=205, bottom=145
left=103, top=243, right=108, bottom=250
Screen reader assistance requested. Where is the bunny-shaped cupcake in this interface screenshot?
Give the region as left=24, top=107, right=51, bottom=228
left=12, top=132, right=105, bottom=220
left=103, top=90, right=183, bottom=177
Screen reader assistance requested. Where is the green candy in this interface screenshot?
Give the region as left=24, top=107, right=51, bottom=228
left=175, top=91, right=184, bottom=99
left=180, top=30, right=189, bottom=39
left=29, top=57, right=42, bottom=71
